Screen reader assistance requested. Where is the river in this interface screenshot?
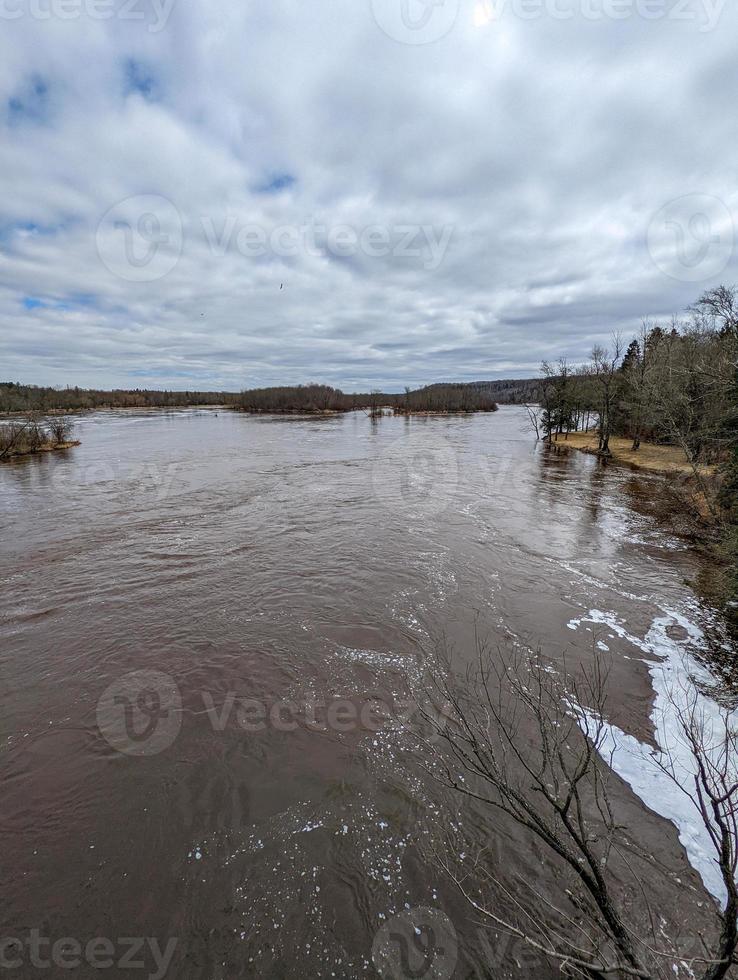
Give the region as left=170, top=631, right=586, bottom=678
left=0, top=406, right=732, bottom=978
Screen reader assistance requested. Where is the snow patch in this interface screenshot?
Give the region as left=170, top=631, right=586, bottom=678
left=574, top=607, right=736, bottom=906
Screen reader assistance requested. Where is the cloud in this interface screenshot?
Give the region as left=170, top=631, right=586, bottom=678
left=0, top=0, right=736, bottom=391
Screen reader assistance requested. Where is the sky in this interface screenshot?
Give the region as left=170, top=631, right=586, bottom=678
left=0, top=0, right=736, bottom=393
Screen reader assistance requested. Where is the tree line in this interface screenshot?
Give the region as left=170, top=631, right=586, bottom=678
left=1, top=380, right=510, bottom=416
left=391, top=383, right=499, bottom=414
left=423, top=377, right=542, bottom=404
left=239, top=384, right=356, bottom=413
left=0, top=383, right=241, bottom=414
left=238, top=383, right=499, bottom=414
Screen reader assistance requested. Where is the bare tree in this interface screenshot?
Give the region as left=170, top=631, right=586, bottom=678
left=524, top=404, right=541, bottom=440
left=48, top=418, right=72, bottom=445
left=418, top=643, right=738, bottom=979
left=652, top=686, right=738, bottom=980
left=0, top=413, right=45, bottom=460
left=540, top=361, right=559, bottom=441
left=368, top=389, right=382, bottom=418
left=690, top=286, right=738, bottom=338
left=590, top=335, right=624, bottom=457
left=0, top=419, right=33, bottom=460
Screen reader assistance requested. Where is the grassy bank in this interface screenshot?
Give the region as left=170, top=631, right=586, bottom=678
left=552, top=430, right=715, bottom=476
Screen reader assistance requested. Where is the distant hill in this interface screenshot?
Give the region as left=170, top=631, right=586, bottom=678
left=421, top=378, right=542, bottom=404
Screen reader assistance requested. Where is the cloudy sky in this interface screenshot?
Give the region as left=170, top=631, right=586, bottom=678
left=1, top=0, right=736, bottom=392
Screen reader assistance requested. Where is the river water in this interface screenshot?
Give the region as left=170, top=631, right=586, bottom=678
left=0, top=406, right=733, bottom=978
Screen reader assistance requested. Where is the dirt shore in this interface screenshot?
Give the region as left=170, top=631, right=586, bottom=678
left=552, top=431, right=713, bottom=476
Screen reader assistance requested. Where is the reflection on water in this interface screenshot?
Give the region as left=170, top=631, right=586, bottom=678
left=0, top=406, right=732, bottom=977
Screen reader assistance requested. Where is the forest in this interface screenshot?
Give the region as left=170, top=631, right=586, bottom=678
left=423, top=377, right=542, bottom=404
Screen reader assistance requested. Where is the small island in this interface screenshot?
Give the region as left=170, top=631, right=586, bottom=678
left=0, top=419, right=79, bottom=461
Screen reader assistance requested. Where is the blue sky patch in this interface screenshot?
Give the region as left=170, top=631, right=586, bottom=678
left=22, top=293, right=97, bottom=312
left=256, top=173, right=296, bottom=194
left=7, top=76, right=50, bottom=126
left=124, top=59, right=160, bottom=101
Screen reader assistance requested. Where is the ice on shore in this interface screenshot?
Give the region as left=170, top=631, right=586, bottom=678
left=570, top=606, right=736, bottom=906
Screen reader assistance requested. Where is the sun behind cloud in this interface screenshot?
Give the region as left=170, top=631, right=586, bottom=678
left=473, top=0, right=494, bottom=27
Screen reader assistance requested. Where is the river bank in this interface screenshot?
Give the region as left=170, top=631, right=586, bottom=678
left=551, top=430, right=714, bottom=475
left=552, top=430, right=736, bottom=634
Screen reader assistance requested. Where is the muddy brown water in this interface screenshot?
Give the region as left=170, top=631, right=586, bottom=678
left=0, top=406, right=731, bottom=978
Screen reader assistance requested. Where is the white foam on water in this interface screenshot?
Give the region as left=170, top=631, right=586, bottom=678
left=571, top=607, right=736, bottom=905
